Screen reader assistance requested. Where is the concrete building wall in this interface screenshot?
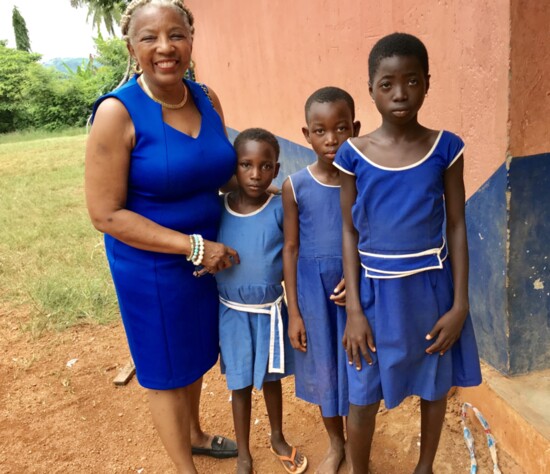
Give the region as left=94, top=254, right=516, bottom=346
left=186, top=0, right=510, bottom=198
left=509, top=0, right=550, bottom=157
left=186, top=0, right=550, bottom=374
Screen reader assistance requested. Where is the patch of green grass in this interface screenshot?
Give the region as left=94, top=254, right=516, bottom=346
left=0, top=127, right=88, bottom=145
left=0, top=134, right=119, bottom=333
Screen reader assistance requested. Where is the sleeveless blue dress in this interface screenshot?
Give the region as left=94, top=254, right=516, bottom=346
left=334, top=131, right=482, bottom=409
left=288, top=167, right=349, bottom=417
left=215, top=194, right=294, bottom=390
left=92, top=77, right=236, bottom=389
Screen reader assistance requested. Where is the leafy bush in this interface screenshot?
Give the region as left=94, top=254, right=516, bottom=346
left=0, top=42, right=41, bottom=132
left=0, top=36, right=128, bottom=133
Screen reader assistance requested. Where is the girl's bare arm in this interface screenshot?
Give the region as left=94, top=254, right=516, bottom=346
left=341, top=172, right=376, bottom=370
left=426, top=155, right=469, bottom=355
left=282, top=178, right=307, bottom=352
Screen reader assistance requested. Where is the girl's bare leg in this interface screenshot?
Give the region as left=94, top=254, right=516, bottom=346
left=414, top=396, right=447, bottom=474
left=347, top=401, right=380, bottom=474
left=317, top=413, right=346, bottom=474
left=263, top=380, right=306, bottom=470
left=232, top=386, right=254, bottom=474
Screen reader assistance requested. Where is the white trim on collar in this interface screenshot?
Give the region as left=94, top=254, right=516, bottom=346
left=306, top=165, right=340, bottom=187
left=224, top=192, right=275, bottom=217
left=348, top=130, right=444, bottom=171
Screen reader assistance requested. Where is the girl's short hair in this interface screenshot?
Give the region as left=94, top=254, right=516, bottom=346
left=368, top=33, right=429, bottom=83
left=304, top=87, right=355, bottom=123
left=234, top=128, right=280, bottom=160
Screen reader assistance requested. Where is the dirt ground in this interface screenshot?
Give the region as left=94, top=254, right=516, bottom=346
left=0, top=303, right=522, bottom=474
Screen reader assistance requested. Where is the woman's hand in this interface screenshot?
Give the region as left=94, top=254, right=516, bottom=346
left=342, top=311, right=376, bottom=370
left=329, top=278, right=346, bottom=306
left=425, top=306, right=468, bottom=356
left=195, top=240, right=239, bottom=276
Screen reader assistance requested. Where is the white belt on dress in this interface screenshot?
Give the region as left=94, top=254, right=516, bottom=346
left=219, top=294, right=285, bottom=374
left=358, top=238, right=448, bottom=279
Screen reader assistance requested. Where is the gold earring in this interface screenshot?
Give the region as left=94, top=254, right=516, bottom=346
left=133, top=62, right=142, bottom=74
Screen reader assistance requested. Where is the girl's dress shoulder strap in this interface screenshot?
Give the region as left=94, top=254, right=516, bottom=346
left=440, top=130, right=466, bottom=169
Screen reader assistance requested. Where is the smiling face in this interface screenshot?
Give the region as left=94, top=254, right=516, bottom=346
left=369, top=55, right=430, bottom=125
left=127, top=5, right=192, bottom=88
left=303, top=100, right=358, bottom=164
left=235, top=140, right=280, bottom=200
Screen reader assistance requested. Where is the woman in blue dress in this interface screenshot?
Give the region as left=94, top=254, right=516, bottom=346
left=85, top=1, right=238, bottom=472
left=334, top=33, right=482, bottom=474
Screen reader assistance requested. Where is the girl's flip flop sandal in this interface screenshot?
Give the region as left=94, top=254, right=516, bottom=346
left=270, top=446, right=308, bottom=473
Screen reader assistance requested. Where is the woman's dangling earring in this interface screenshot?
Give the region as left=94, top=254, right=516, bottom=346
left=133, top=62, right=143, bottom=75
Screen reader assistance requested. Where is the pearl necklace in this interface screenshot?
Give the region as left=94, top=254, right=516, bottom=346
left=140, top=75, right=188, bottom=110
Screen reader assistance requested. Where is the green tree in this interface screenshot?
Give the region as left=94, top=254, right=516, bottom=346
left=0, top=42, right=40, bottom=132
left=12, top=6, right=31, bottom=52
left=93, top=35, right=129, bottom=93
left=70, top=0, right=129, bottom=36
left=24, top=61, right=100, bottom=130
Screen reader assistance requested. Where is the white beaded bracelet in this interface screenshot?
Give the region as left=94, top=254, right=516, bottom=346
left=191, top=234, right=204, bottom=266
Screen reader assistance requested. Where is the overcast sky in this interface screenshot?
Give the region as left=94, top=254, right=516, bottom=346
left=0, top=0, right=118, bottom=60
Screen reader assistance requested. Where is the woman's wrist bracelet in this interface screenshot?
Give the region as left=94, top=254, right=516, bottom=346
left=185, top=235, right=196, bottom=261
left=190, top=234, right=204, bottom=266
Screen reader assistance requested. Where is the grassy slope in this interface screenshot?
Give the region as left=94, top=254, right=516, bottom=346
left=0, top=133, right=118, bottom=334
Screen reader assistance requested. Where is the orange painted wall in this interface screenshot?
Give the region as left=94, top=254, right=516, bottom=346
left=186, top=0, right=510, bottom=198
left=509, top=0, right=550, bottom=157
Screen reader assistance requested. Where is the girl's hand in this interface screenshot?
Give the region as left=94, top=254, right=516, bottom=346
left=288, top=313, right=307, bottom=352
left=342, top=311, right=376, bottom=370
left=425, top=306, right=468, bottom=356
left=329, top=278, right=346, bottom=306
left=196, top=240, right=240, bottom=276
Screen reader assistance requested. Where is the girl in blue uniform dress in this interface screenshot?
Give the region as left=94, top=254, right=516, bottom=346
left=334, top=33, right=482, bottom=474
left=216, top=128, right=307, bottom=474
left=282, top=87, right=360, bottom=473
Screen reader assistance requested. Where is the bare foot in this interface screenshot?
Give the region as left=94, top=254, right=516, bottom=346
left=412, top=464, right=433, bottom=474
left=315, top=442, right=345, bottom=474
left=236, top=455, right=254, bottom=474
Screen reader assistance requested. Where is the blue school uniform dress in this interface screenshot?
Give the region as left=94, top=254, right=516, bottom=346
left=215, top=194, right=294, bottom=391
left=288, top=166, right=349, bottom=417
left=91, top=77, right=236, bottom=389
left=334, top=130, right=482, bottom=409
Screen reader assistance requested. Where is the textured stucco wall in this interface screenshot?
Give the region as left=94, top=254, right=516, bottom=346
left=505, top=2, right=550, bottom=373
left=186, top=0, right=510, bottom=198
left=186, top=0, right=550, bottom=374
left=509, top=0, right=550, bottom=157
